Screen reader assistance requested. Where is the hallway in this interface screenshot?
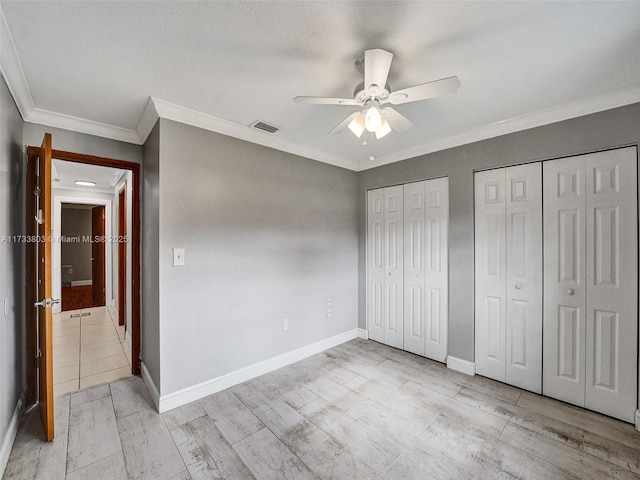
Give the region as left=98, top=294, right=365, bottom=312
left=53, top=306, right=132, bottom=397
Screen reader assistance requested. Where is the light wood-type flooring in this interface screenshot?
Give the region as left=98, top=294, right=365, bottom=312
left=4, top=339, right=640, bottom=479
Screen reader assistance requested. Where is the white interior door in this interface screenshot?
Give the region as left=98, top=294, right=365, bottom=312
left=367, top=189, right=385, bottom=344
left=403, top=181, right=426, bottom=356
left=475, top=169, right=507, bottom=382
left=424, top=177, right=449, bottom=362
left=505, top=164, right=542, bottom=393
left=543, top=155, right=587, bottom=406
left=403, top=177, right=449, bottom=361
left=584, top=148, right=637, bottom=422
left=383, top=186, right=404, bottom=349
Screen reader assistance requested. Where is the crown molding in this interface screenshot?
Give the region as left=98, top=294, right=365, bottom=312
left=145, top=97, right=358, bottom=171
left=359, top=83, right=640, bottom=171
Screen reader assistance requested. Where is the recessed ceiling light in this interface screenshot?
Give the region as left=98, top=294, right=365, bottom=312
left=75, top=180, right=96, bottom=187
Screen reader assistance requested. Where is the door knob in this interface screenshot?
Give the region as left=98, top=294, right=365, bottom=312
left=515, top=283, right=522, bottom=289
left=567, top=289, right=574, bottom=295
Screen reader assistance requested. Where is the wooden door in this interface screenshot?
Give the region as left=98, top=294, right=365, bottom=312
left=504, top=163, right=542, bottom=393
left=27, top=133, right=55, bottom=441
left=475, top=168, right=507, bottom=382
left=403, top=181, right=426, bottom=356
left=542, top=155, right=587, bottom=407
left=424, top=177, right=449, bottom=363
left=584, top=148, right=637, bottom=422
left=383, top=185, right=404, bottom=349
left=91, top=206, right=106, bottom=307
left=118, top=184, right=127, bottom=328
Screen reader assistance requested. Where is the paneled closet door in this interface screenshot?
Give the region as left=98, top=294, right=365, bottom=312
left=543, top=147, right=637, bottom=422
left=403, top=177, right=449, bottom=361
left=584, top=148, right=637, bottom=422
left=403, top=181, right=426, bottom=356
left=424, top=177, right=449, bottom=362
left=367, top=189, right=385, bottom=344
left=475, top=169, right=507, bottom=382
left=505, top=164, right=542, bottom=393
left=475, top=164, right=542, bottom=391
left=542, top=156, right=587, bottom=406
left=383, top=186, right=404, bottom=349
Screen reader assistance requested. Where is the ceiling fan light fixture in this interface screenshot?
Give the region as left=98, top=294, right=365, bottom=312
left=348, top=114, right=365, bottom=137
left=375, top=119, right=392, bottom=139
left=364, top=102, right=382, bottom=132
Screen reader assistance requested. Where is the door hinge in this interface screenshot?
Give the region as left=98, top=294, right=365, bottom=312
left=36, top=349, right=42, bottom=368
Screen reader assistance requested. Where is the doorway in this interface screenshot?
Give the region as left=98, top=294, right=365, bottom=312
left=26, top=144, right=141, bottom=419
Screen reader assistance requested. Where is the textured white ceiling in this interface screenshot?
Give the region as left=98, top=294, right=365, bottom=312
left=2, top=1, right=640, bottom=170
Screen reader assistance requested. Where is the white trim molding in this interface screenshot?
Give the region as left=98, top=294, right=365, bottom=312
left=635, top=410, right=640, bottom=432
left=157, top=328, right=358, bottom=413
left=141, top=362, right=160, bottom=412
left=446, top=356, right=476, bottom=376
left=357, top=328, right=369, bottom=340
left=0, top=394, right=24, bottom=478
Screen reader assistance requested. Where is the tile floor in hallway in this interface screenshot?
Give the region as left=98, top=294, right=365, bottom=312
left=5, top=339, right=640, bottom=479
left=53, top=306, right=132, bottom=397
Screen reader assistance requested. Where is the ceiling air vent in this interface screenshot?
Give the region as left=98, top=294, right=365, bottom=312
left=251, top=120, right=280, bottom=134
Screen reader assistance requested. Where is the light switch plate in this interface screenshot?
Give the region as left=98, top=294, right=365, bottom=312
left=173, top=248, right=185, bottom=266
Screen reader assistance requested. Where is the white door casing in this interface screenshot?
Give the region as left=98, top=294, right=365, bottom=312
left=367, top=188, right=385, bottom=344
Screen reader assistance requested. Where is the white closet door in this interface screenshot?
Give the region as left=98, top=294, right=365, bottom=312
left=424, top=177, right=449, bottom=362
left=584, top=148, right=637, bottom=422
left=384, top=186, right=404, bottom=349
left=403, top=181, right=426, bottom=356
left=475, top=169, right=507, bottom=382
left=543, top=156, right=587, bottom=407
left=367, top=189, right=385, bottom=344
left=505, top=164, right=542, bottom=393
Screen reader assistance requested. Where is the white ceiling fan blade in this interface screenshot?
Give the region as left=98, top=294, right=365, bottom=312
left=383, top=107, right=413, bottom=132
left=294, top=96, right=358, bottom=106
left=329, top=111, right=361, bottom=134
left=364, top=49, right=393, bottom=94
left=389, top=76, right=461, bottom=105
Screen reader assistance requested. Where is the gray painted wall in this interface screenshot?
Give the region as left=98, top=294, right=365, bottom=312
left=23, top=123, right=142, bottom=165
left=0, top=76, right=24, bottom=474
left=60, top=206, right=93, bottom=281
left=142, top=121, right=161, bottom=390
left=358, top=102, right=640, bottom=367
left=156, top=119, right=359, bottom=395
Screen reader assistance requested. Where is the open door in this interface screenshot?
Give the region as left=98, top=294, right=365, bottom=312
left=91, top=206, right=106, bottom=307
left=118, top=184, right=127, bottom=328
left=26, top=133, right=55, bottom=441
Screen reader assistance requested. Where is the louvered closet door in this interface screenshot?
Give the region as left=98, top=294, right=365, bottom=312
left=475, top=164, right=542, bottom=391
left=403, top=178, right=449, bottom=361
left=475, top=169, right=508, bottom=382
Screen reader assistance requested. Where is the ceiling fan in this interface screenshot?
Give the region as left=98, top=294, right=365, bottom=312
left=294, top=49, right=460, bottom=140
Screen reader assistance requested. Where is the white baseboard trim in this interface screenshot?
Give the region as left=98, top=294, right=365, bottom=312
left=158, top=328, right=359, bottom=413
left=357, top=328, right=369, bottom=340
left=635, top=410, right=640, bottom=432
left=140, top=362, right=160, bottom=412
left=446, top=356, right=476, bottom=376
left=125, top=331, right=132, bottom=349
left=0, top=394, right=24, bottom=478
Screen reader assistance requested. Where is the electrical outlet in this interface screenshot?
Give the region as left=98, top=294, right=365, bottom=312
left=172, top=248, right=185, bottom=266
left=282, top=318, right=289, bottom=331
left=327, top=308, right=332, bottom=318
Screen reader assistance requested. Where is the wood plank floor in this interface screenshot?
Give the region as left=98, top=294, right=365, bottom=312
left=4, top=339, right=640, bottom=479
